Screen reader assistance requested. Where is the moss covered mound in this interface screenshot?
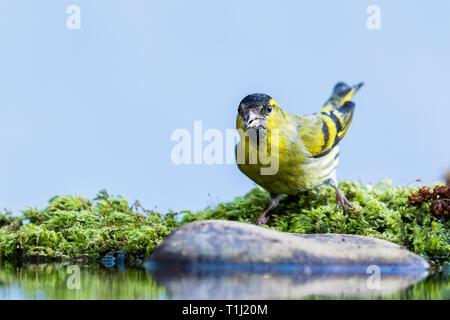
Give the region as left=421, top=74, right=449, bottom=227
left=0, top=190, right=177, bottom=259
left=183, top=180, right=449, bottom=264
left=0, top=181, right=449, bottom=264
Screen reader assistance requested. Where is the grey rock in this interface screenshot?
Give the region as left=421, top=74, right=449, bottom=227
left=148, top=220, right=430, bottom=271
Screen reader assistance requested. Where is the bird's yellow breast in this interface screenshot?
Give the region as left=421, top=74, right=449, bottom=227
left=236, top=106, right=339, bottom=195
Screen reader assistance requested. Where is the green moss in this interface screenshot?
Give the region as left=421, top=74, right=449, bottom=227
left=182, top=180, right=449, bottom=264
left=0, top=190, right=177, bottom=259
left=0, top=208, right=18, bottom=228
left=0, top=181, right=449, bottom=263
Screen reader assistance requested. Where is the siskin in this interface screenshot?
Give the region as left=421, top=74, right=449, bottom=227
left=235, top=82, right=364, bottom=225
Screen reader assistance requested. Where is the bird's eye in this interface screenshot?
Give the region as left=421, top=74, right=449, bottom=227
left=267, top=105, right=272, bottom=112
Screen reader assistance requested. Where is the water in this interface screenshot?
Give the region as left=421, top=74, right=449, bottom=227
left=0, top=261, right=448, bottom=300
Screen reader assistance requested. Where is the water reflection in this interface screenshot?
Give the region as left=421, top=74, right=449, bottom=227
left=0, top=261, right=448, bottom=300
left=0, top=262, right=166, bottom=300
left=148, top=266, right=430, bottom=300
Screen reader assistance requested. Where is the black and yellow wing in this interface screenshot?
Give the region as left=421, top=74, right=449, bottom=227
left=295, top=82, right=363, bottom=158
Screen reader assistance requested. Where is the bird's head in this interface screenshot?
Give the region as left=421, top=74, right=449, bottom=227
left=236, top=93, right=282, bottom=134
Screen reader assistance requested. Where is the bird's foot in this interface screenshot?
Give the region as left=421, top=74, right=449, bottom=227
left=335, top=188, right=353, bottom=215
left=255, top=212, right=270, bottom=225
left=254, top=193, right=283, bottom=225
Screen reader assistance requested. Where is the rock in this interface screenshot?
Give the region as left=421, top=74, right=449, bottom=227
left=148, top=220, right=430, bottom=271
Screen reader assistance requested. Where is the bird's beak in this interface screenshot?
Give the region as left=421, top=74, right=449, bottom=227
left=246, top=109, right=264, bottom=129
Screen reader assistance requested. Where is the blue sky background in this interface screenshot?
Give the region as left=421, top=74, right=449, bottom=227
left=0, top=1, right=449, bottom=214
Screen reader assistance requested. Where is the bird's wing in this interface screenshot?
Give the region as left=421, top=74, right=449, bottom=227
left=295, top=82, right=363, bottom=158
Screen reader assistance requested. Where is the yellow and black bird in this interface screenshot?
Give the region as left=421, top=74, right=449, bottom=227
left=235, top=82, right=363, bottom=225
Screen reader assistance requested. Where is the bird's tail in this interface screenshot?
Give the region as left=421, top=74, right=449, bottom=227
left=322, top=82, right=364, bottom=110
left=319, top=81, right=364, bottom=143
